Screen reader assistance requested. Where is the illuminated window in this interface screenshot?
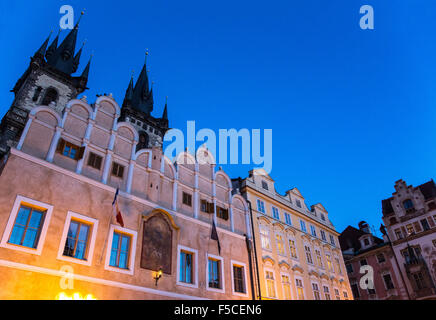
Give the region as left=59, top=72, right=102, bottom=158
left=289, top=239, right=298, bottom=259
left=406, top=224, right=415, bottom=236
left=312, top=283, right=321, bottom=300
left=265, top=271, right=276, bottom=298
left=177, top=245, right=198, bottom=288
left=326, top=254, right=333, bottom=271
left=63, top=220, right=91, bottom=260
left=231, top=261, right=247, bottom=296
left=8, top=205, right=45, bottom=249
left=281, top=275, right=292, bottom=300
left=207, top=254, right=224, bottom=292
left=109, top=231, right=131, bottom=269
left=260, top=228, right=271, bottom=250
left=335, top=257, right=342, bottom=275
left=315, top=249, right=323, bottom=268
left=276, top=234, right=285, bottom=255
left=296, top=278, right=305, bottom=300
left=305, top=245, right=313, bottom=264
left=323, top=286, right=331, bottom=300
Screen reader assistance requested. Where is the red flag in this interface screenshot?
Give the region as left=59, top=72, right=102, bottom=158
left=112, top=188, right=124, bottom=227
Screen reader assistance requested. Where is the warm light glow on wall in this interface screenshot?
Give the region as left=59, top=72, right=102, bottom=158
left=56, top=292, right=97, bottom=300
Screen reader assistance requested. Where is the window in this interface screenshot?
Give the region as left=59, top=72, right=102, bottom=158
left=260, top=228, right=271, bottom=250
left=305, top=245, right=313, bottom=264
left=207, top=255, right=224, bottom=291
left=284, top=212, right=292, bottom=225
left=326, top=254, right=333, bottom=271
left=312, top=283, right=321, bottom=300
left=406, top=224, right=415, bottom=236
left=265, top=271, right=276, bottom=298
left=412, top=272, right=426, bottom=290
left=343, top=291, right=349, bottom=300
left=334, top=288, right=340, bottom=300
left=421, top=219, right=430, bottom=231
left=182, top=192, right=192, bottom=207
left=433, top=239, right=436, bottom=248
left=403, top=199, right=414, bottom=210
left=177, top=246, right=198, bottom=288
left=217, top=206, right=229, bottom=220
left=272, top=206, right=280, bottom=220
left=310, top=225, right=317, bottom=237
left=276, top=234, right=285, bottom=255
left=315, top=249, right=323, bottom=268
left=201, top=200, right=214, bottom=213
left=111, top=162, right=125, bottom=178
left=281, top=275, right=292, bottom=299
left=63, top=220, right=91, bottom=260
left=329, top=234, right=335, bottom=246
left=383, top=274, right=395, bottom=290
left=323, top=286, right=331, bottom=300
left=289, top=239, right=298, bottom=259
left=346, top=263, right=353, bottom=273
left=296, top=199, right=302, bottom=208
left=109, top=231, right=131, bottom=269
left=256, top=199, right=265, bottom=213
left=296, top=279, right=305, bottom=300
left=377, top=253, right=386, bottom=263
left=57, top=211, right=98, bottom=266
left=363, top=238, right=370, bottom=246
left=300, top=220, right=307, bottom=233
left=41, top=87, right=58, bottom=105
left=368, top=287, right=376, bottom=295
left=320, top=213, right=326, bottom=221
left=360, top=258, right=368, bottom=266
left=395, top=228, right=403, bottom=240
left=1, top=196, right=53, bottom=255
left=231, top=261, right=247, bottom=296
left=105, top=225, right=137, bottom=275
left=56, top=139, right=84, bottom=160
left=87, top=152, right=103, bottom=170
left=334, top=257, right=342, bottom=274
left=32, top=86, right=42, bottom=102
left=7, top=205, right=45, bottom=249
left=351, top=283, right=360, bottom=299
left=320, top=230, right=326, bottom=241
left=261, top=180, right=268, bottom=190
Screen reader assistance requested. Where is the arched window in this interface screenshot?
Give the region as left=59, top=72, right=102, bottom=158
left=136, top=132, right=149, bottom=152
left=41, top=88, right=58, bottom=106
left=403, top=199, right=414, bottom=210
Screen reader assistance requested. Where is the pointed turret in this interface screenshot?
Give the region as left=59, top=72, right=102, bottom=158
left=162, top=97, right=168, bottom=121
left=80, top=54, right=92, bottom=79
left=45, top=29, right=60, bottom=60
left=73, top=41, right=85, bottom=73
left=35, top=32, right=52, bottom=57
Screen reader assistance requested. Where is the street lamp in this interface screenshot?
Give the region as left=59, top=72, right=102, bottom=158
left=153, top=268, right=163, bottom=286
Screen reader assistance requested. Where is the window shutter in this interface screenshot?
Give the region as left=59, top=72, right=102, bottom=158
left=56, top=138, right=65, bottom=154
left=119, top=165, right=124, bottom=178
left=428, top=216, right=435, bottom=228
left=96, top=156, right=102, bottom=170
left=413, top=222, right=422, bottom=233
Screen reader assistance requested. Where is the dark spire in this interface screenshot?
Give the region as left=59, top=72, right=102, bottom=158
left=130, top=52, right=154, bottom=114
left=162, top=96, right=168, bottom=120
left=73, top=40, right=85, bottom=73
left=125, top=72, right=134, bottom=101
left=80, top=54, right=92, bottom=79
left=45, top=29, right=60, bottom=60
left=35, top=31, right=52, bottom=57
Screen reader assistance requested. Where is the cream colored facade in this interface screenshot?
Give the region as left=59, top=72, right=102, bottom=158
left=235, top=169, right=352, bottom=300
left=0, top=96, right=253, bottom=300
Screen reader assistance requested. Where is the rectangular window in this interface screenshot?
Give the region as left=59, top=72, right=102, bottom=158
left=310, top=225, right=317, bottom=237
left=109, top=231, right=131, bottom=269
left=260, top=228, right=271, bottom=250
left=261, top=181, right=269, bottom=190
left=266, top=271, right=276, bottom=298
left=343, top=291, right=348, bottom=300
left=351, top=283, right=360, bottom=299
left=289, top=239, right=298, bottom=259
left=208, top=258, right=222, bottom=289
left=406, top=224, right=415, bottom=236
left=421, top=219, right=430, bottom=231
left=8, top=205, right=45, bottom=249
left=360, top=258, right=368, bottom=266
left=201, top=200, right=214, bottom=213
left=282, top=275, right=292, bottom=300
left=296, top=279, right=304, bottom=300
left=329, top=234, right=335, bottom=246
left=296, top=199, right=302, bottom=208
left=272, top=207, right=280, bottom=220
left=383, top=274, right=395, bottom=290
left=335, top=257, right=342, bottom=275
left=179, top=251, right=194, bottom=284
left=305, top=245, right=313, bottom=264
left=111, top=162, right=125, bottom=178
left=276, top=234, right=285, bottom=255
left=312, top=283, right=321, bottom=300
left=63, top=220, right=91, bottom=260
left=87, top=152, right=103, bottom=170
left=233, top=264, right=246, bottom=294
left=377, top=253, right=386, bottom=263
left=323, top=286, right=331, bottom=300
left=395, top=228, right=403, bottom=240
left=334, top=288, right=340, bottom=300
left=284, top=212, right=292, bottom=225
left=326, top=254, right=333, bottom=271
left=217, top=206, right=229, bottom=220
left=300, top=220, right=307, bottom=233
left=256, top=199, right=265, bottom=213
left=315, top=249, right=323, bottom=268
left=182, top=192, right=192, bottom=207
left=320, top=230, right=326, bottom=241
left=57, top=139, right=84, bottom=160
left=346, top=263, right=353, bottom=273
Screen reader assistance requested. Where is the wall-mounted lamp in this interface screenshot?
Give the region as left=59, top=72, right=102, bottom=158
left=153, top=268, right=163, bottom=286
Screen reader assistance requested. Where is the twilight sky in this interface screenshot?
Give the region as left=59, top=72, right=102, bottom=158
left=1, top=0, right=435, bottom=234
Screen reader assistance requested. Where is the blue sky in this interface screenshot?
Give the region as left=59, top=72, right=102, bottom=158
left=1, top=1, right=435, bottom=234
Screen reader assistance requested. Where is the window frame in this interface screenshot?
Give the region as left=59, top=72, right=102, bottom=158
left=256, top=199, right=266, bottom=214
left=295, top=276, right=305, bottom=300
left=264, top=267, right=277, bottom=299
left=272, top=206, right=280, bottom=220
left=57, top=211, right=99, bottom=266
left=111, top=162, right=125, bottom=179
left=206, top=253, right=225, bottom=293
left=280, top=272, right=293, bottom=300
left=177, top=245, right=198, bottom=288
left=87, top=152, right=103, bottom=170
left=104, top=224, right=138, bottom=275
left=231, top=260, right=249, bottom=297
left=182, top=191, right=193, bottom=207
left=0, top=195, right=54, bottom=255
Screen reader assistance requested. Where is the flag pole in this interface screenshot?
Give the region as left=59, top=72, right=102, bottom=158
left=99, top=185, right=118, bottom=264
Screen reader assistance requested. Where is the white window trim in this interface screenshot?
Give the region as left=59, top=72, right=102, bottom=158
left=294, top=275, right=306, bottom=300
left=56, top=211, right=99, bottom=266
left=0, top=195, right=54, bottom=255
left=287, top=236, right=299, bottom=260
left=230, top=259, right=249, bottom=297
left=275, top=232, right=286, bottom=257
left=311, top=281, right=322, bottom=300
left=256, top=198, right=265, bottom=214
left=264, top=267, right=278, bottom=299
left=280, top=272, right=293, bottom=300
left=260, top=226, right=272, bottom=251
left=206, top=253, right=225, bottom=293
left=176, top=245, right=198, bottom=289
left=104, top=224, right=138, bottom=275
